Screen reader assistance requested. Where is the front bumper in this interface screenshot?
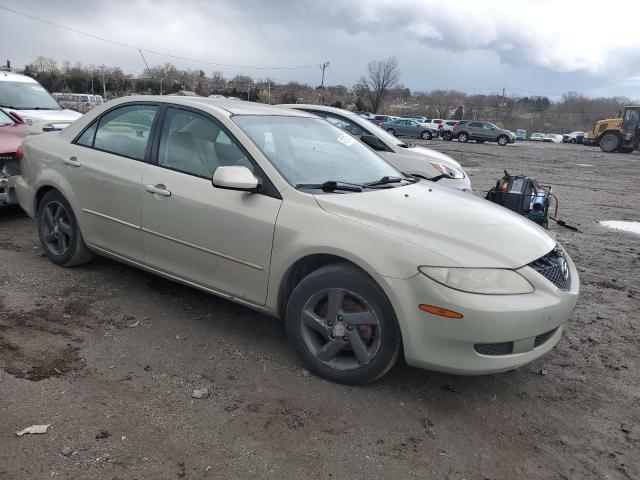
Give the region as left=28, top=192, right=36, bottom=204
left=379, top=251, right=579, bottom=375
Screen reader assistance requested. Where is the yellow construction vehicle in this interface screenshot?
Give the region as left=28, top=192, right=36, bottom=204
left=583, top=117, right=621, bottom=146
left=599, top=105, right=640, bottom=153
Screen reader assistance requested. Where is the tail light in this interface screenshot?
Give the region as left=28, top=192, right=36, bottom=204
left=16, top=145, right=24, bottom=160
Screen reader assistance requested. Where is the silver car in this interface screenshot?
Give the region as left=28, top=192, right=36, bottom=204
left=15, top=97, right=578, bottom=384
left=382, top=118, right=436, bottom=140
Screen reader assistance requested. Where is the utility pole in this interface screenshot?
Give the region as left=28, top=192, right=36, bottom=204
left=101, top=65, right=106, bottom=99
left=500, top=87, right=506, bottom=125
left=319, top=61, right=330, bottom=103
left=268, top=80, right=271, bottom=104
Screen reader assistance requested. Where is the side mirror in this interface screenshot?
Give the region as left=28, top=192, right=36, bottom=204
left=360, top=134, right=387, bottom=151
left=212, top=166, right=260, bottom=193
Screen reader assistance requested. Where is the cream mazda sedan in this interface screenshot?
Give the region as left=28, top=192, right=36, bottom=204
left=15, top=97, right=579, bottom=384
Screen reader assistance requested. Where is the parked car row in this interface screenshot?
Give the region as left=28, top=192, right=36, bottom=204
left=12, top=95, right=578, bottom=385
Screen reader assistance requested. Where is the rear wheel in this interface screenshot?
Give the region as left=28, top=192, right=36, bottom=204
left=497, top=135, right=509, bottom=146
left=37, top=190, right=93, bottom=267
left=387, top=128, right=396, bottom=136
left=458, top=132, right=469, bottom=143
left=420, top=130, right=432, bottom=140
left=600, top=133, right=621, bottom=153
left=442, top=131, right=452, bottom=141
left=285, top=263, right=401, bottom=385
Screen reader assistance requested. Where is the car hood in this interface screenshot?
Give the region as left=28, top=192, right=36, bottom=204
left=0, top=123, right=29, bottom=154
left=315, top=182, right=555, bottom=269
left=402, top=145, right=462, bottom=168
left=10, top=108, right=81, bottom=129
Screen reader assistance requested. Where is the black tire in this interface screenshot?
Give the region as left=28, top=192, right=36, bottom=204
left=458, top=132, right=469, bottom=143
left=420, top=130, right=432, bottom=140
left=442, top=131, right=452, bottom=141
left=37, top=190, right=93, bottom=267
left=600, top=133, right=621, bottom=153
left=285, top=263, right=401, bottom=385
left=497, top=135, right=509, bottom=146
left=569, top=138, right=576, bottom=144
left=387, top=128, right=396, bottom=136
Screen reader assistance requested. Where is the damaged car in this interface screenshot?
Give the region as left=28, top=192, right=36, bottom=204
left=15, top=97, right=579, bottom=384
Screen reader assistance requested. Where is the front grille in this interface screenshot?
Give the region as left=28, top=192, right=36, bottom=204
left=534, top=328, right=558, bottom=348
left=529, top=248, right=571, bottom=290
left=474, top=341, right=514, bottom=356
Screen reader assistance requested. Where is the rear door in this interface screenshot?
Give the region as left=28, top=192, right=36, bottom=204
left=468, top=122, right=483, bottom=139
left=140, top=105, right=282, bottom=305
left=66, top=103, right=158, bottom=262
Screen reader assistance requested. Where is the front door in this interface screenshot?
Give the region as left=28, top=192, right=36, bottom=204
left=140, top=106, right=282, bottom=305
left=66, top=103, right=158, bottom=262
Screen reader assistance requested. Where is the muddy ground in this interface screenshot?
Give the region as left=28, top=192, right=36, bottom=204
left=1, top=140, right=639, bottom=479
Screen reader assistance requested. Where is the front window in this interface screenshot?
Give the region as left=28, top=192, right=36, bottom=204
left=0, top=81, right=62, bottom=110
left=233, top=115, right=402, bottom=188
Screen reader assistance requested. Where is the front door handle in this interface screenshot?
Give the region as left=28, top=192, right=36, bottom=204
left=63, top=157, right=81, bottom=167
left=144, top=184, right=171, bottom=197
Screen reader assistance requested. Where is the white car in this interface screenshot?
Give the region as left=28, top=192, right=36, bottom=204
left=281, top=105, right=471, bottom=191
left=0, top=71, right=81, bottom=130
left=14, top=97, right=579, bottom=384
left=530, top=133, right=545, bottom=141
left=543, top=134, right=563, bottom=143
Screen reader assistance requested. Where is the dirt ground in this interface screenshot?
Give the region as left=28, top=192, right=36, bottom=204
left=1, top=140, right=639, bottom=479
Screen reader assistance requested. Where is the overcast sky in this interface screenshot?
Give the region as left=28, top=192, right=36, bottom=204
left=2, top=0, right=639, bottom=99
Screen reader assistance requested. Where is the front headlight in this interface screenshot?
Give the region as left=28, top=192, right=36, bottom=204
left=418, top=266, right=534, bottom=294
left=430, top=162, right=465, bottom=179
left=22, top=117, right=34, bottom=126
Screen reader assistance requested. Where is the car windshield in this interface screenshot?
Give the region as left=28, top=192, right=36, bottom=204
left=0, top=108, right=16, bottom=125
left=233, top=115, right=402, bottom=188
left=0, top=81, right=62, bottom=110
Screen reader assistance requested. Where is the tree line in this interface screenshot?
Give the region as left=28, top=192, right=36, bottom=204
left=22, top=55, right=635, bottom=133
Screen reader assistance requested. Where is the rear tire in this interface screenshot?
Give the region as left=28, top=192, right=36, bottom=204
left=37, top=190, right=93, bottom=267
left=442, top=131, right=452, bottom=141
left=285, top=263, right=401, bottom=385
left=458, top=132, right=469, bottom=143
left=600, top=133, right=621, bottom=153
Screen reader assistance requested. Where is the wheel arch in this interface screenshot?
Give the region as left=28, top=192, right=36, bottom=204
left=276, top=253, right=379, bottom=320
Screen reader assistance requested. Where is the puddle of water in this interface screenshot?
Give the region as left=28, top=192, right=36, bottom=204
left=576, top=163, right=594, bottom=167
left=600, top=221, right=640, bottom=235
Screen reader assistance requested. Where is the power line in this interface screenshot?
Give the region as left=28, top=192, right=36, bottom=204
left=0, top=5, right=320, bottom=71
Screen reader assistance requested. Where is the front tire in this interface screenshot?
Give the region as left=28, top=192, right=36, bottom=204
left=569, top=138, right=576, bottom=144
left=497, top=135, right=509, bottom=146
left=442, top=131, right=452, bottom=141
left=285, top=263, right=401, bottom=385
left=600, top=133, right=621, bottom=153
left=420, top=130, right=432, bottom=140
left=458, top=132, right=469, bottom=143
left=37, top=190, right=93, bottom=267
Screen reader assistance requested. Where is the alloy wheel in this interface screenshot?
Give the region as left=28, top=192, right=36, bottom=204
left=300, top=288, right=381, bottom=370
left=41, top=201, right=73, bottom=256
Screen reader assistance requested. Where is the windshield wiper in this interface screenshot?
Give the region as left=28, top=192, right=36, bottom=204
left=295, top=181, right=363, bottom=192
left=363, top=176, right=416, bottom=187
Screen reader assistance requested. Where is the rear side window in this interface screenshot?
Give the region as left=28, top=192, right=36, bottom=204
left=469, top=122, right=483, bottom=127
left=93, top=105, right=157, bottom=160
left=75, top=121, right=98, bottom=147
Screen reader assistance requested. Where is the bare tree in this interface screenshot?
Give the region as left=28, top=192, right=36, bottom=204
left=360, top=57, right=400, bottom=113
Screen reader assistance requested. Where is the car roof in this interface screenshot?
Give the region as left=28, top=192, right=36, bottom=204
left=103, top=96, right=317, bottom=118
left=0, top=71, right=39, bottom=83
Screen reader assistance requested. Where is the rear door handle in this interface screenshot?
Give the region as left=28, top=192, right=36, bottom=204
left=63, top=157, right=81, bottom=167
left=144, top=184, right=171, bottom=197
